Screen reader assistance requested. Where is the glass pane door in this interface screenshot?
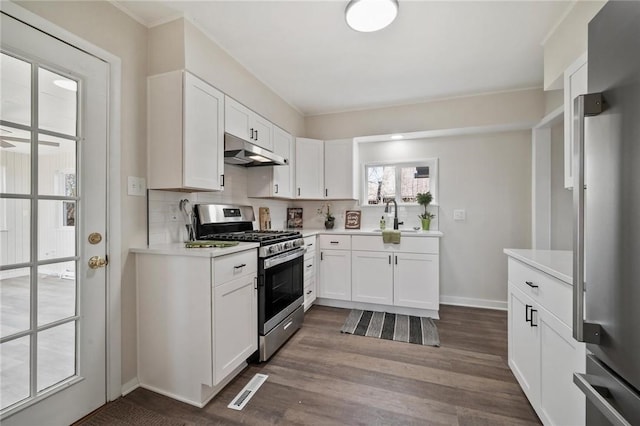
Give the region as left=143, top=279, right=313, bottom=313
left=0, top=51, right=80, bottom=411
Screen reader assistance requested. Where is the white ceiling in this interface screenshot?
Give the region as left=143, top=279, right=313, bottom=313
left=114, top=0, right=571, bottom=116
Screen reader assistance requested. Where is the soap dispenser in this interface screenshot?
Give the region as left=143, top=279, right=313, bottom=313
left=379, top=215, right=386, bottom=230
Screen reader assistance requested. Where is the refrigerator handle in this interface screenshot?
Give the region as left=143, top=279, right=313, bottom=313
left=573, top=373, right=632, bottom=426
left=572, top=93, right=605, bottom=343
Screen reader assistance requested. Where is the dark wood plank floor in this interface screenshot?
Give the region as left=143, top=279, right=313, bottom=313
left=91, top=305, right=541, bottom=425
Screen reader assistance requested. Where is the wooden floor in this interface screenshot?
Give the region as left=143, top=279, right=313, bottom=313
left=107, top=305, right=541, bottom=425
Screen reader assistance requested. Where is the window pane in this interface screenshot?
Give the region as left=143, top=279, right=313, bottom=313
left=400, top=167, right=430, bottom=203
left=0, top=198, right=31, bottom=265
left=367, top=165, right=395, bottom=205
left=37, top=322, right=76, bottom=391
left=37, top=263, right=76, bottom=326
left=1, top=336, right=30, bottom=409
left=38, top=135, right=76, bottom=196
left=38, top=68, right=77, bottom=136
left=0, top=53, right=31, bottom=126
left=38, top=200, right=75, bottom=260
left=0, top=125, right=31, bottom=195
left=0, top=268, right=30, bottom=338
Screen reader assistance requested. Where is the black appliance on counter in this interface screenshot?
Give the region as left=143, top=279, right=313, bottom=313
left=194, top=204, right=305, bottom=362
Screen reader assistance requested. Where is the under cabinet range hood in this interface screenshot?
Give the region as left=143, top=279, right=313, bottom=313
left=224, top=133, right=287, bottom=167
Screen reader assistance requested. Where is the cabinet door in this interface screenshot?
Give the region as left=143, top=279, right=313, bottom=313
left=318, top=250, right=351, bottom=300
left=213, top=274, right=257, bottom=385
left=295, top=137, right=324, bottom=199
left=324, top=139, right=354, bottom=199
left=563, top=53, right=588, bottom=189
left=351, top=251, right=393, bottom=305
left=508, top=285, right=540, bottom=408
left=252, top=114, right=273, bottom=151
left=224, top=96, right=252, bottom=142
left=538, top=308, right=586, bottom=426
left=393, top=253, right=438, bottom=310
left=183, top=72, right=224, bottom=190
left=272, top=126, right=293, bottom=198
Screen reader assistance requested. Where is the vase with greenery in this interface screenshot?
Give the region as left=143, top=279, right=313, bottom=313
left=317, top=202, right=335, bottom=229
left=416, top=192, right=435, bottom=230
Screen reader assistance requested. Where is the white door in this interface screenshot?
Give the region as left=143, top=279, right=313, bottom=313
left=295, top=137, right=324, bottom=199
left=272, top=125, right=292, bottom=198
left=324, top=139, right=354, bottom=199
left=351, top=251, right=393, bottom=305
left=1, top=12, right=108, bottom=425
left=318, top=250, right=351, bottom=300
left=393, top=253, right=439, bottom=310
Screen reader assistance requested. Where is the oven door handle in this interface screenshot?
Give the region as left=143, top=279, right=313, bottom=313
left=263, top=247, right=306, bottom=270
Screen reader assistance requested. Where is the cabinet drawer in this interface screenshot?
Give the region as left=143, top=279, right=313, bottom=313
left=319, top=235, right=351, bottom=250
left=213, top=249, right=257, bottom=285
left=352, top=235, right=439, bottom=254
left=303, top=258, right=315, bottom=281
left=508, top=258, right=572, bottom=326
left=303, top=236, right=316, bottom=253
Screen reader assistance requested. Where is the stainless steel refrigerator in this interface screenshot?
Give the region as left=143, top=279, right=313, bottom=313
left=572, top=1, right=640, bottom=425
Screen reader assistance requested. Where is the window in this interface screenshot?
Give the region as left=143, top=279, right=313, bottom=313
left=364, top=159, right=438, bottom=206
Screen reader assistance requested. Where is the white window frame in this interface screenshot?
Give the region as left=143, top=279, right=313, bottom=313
left=361, top=158, right=438, bottom=207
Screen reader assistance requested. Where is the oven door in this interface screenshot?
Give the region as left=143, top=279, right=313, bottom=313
left=259, top=247, right=305, bottom=335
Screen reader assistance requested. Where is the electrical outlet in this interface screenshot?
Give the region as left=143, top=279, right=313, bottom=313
left=453, top=209, right=466, bottom=221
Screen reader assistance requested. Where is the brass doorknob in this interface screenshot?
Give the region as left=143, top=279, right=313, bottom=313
left=88, top=256, right=108, bottom=269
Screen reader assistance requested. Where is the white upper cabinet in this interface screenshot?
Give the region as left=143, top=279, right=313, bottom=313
left=225, top=96, right=273, bottom=151
left=295, top=137, right=356, bottom=200
left=324, top=138, right=356, bottom=199
left=295, top=137, right=325, bottom=199
left=247, top=125, right=293, bottom=199
left=564, top=53, right=588, bottom=189
left=148, top=70, right=224, bottom=191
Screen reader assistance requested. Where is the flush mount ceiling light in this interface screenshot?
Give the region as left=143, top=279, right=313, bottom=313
left=53, top=79, right=77, bottom=92
left=345, top=0, right=399, bottom=33
left=391, top=134, right=404, bottom=140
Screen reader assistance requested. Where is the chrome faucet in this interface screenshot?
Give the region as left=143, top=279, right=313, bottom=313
left=384, top=200, right=401, bottom=230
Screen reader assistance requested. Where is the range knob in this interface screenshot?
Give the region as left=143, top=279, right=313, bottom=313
left=284, top=241, right=292, bottom=250
left=268, top=246, right=277, bottom=254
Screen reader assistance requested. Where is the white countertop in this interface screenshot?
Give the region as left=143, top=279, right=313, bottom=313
left=503, top=248, right=573, bottom=284
left=131, top=242, right=259, bottom=257
left=290, top=228, right=443, bottom=238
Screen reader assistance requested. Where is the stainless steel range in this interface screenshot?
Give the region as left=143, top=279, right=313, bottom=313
left=194, top=204, right=305, bottom=361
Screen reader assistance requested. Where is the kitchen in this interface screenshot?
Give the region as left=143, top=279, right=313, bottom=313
left=0, top=0, right=638, bottom=425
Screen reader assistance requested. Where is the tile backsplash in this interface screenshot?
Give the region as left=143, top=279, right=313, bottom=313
left=147, top=165, right=438, bottom=245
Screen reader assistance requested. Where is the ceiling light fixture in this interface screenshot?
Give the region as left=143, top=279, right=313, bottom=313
left=345, top=0, right=399, bottom=33
left=391, top=134, right=403, bottom=140
left=53, top=79, right=77, bottom=92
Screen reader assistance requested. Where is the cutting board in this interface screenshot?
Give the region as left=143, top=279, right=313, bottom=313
left=259, top=207, right=271, bottom=230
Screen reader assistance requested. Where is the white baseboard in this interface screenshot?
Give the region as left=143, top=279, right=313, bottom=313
left=315, top=298, right=440, bottom=319
left=121, top=377, right=140, bottom=397
left=439, top=295, right=507, bottom=311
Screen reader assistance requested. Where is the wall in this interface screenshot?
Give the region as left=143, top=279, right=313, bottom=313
left=304, top=89, right=542, bottom=308
left=147, top=18, right=305, bottom=137
left=550, top=123, right=572, bottom=250
left=543, top=0, right=606, bottom=90
left=305, top=88, right=544, bottom=140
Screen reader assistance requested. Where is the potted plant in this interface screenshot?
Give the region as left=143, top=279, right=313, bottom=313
left=416, top=192, right=435, bottom=230
left=317, top=202, right=335, bottom=229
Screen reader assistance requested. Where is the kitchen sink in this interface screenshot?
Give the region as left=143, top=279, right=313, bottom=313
left=371, top=228, right=419, bottom=233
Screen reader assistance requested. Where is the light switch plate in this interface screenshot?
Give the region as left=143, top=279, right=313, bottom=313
left=127, top=176, right=146, bottom=197
left=453, top=209, right=466, bottom=221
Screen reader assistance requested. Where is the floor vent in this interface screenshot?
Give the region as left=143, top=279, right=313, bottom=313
left=227, top=373, right=268, bottom=411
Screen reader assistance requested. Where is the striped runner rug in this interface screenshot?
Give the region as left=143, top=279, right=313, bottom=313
left=340, top=309, right=440, bottom=347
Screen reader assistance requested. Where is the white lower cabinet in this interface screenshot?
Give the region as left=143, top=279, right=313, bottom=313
left=319, top=249, right=351, bottom=300
left=507, top=257, right=585, bottom=426
left=394, top=253, right=439, bottom=310
left=351, top=251, right=393, bottom=305
left=135, top=249, right=257, bottom=407
left=213, top=274, right=257, bottom=384
left=303, top=236, right=317, bottom=310
left=318, top=235, right=440, bottom=316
